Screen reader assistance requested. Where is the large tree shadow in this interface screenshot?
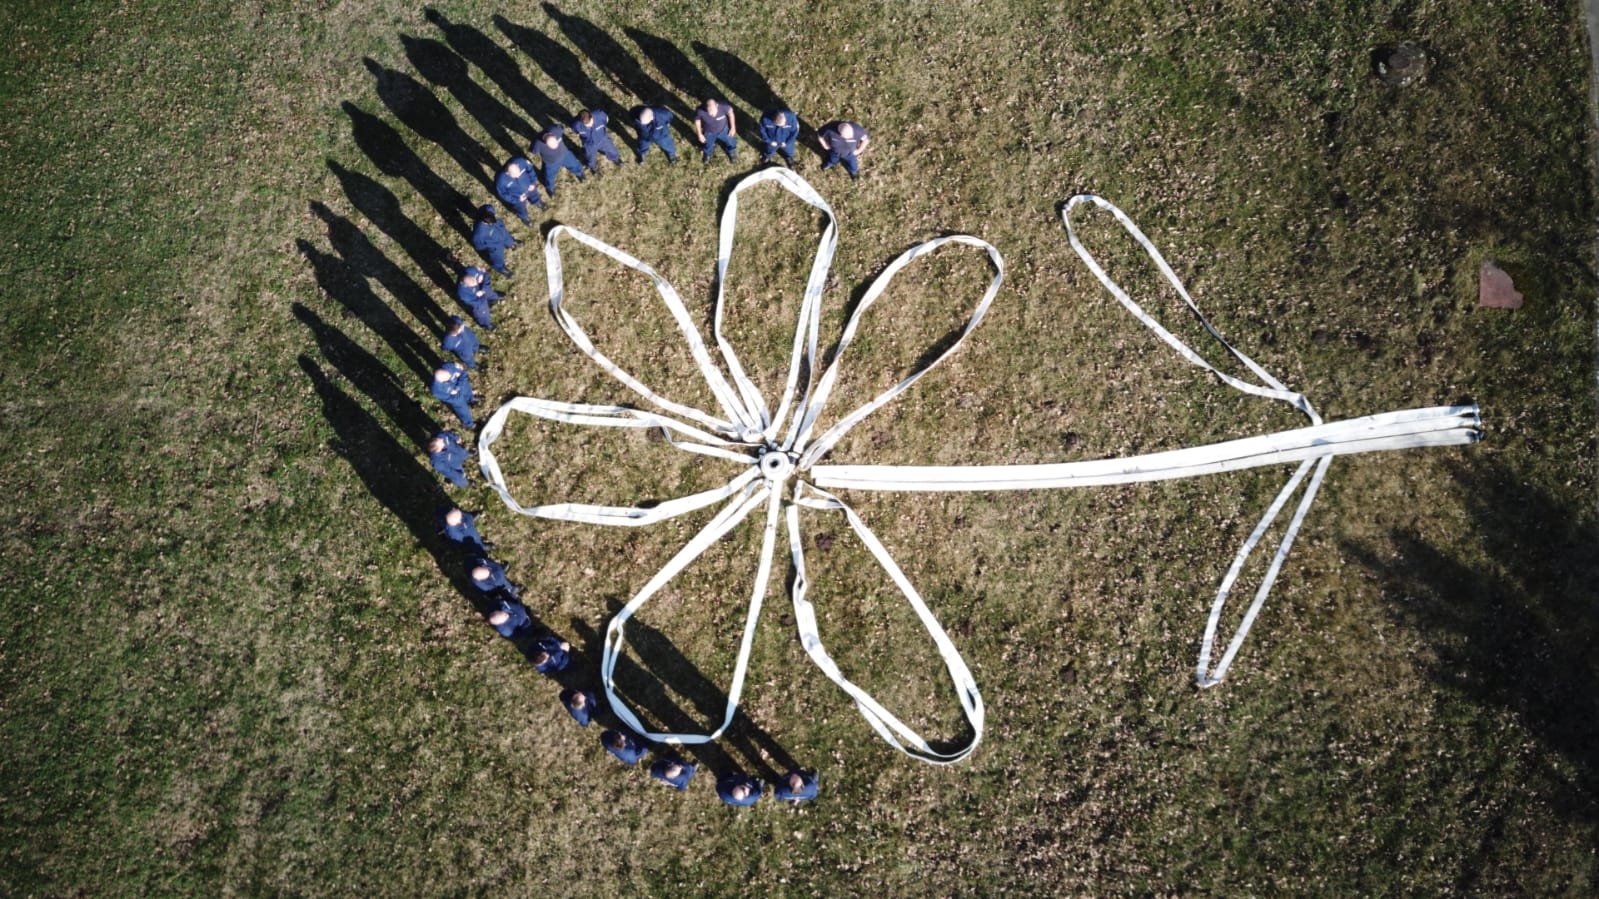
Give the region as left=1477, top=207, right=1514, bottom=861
left=402, top=34, right=538, bottom=160
left=1347, top=455, right=1599, bottom=829
left=426, top=8, right=570, bottom=132
left=491, top=13, right=624, bottom=126
left=568, top=601, right=800, bottom=781
left=364, top=57, right=496, bottom=190
left=343, top=101, right=475, bottom=239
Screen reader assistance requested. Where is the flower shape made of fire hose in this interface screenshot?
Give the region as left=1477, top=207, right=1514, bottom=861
left=478, top=167, right=1480, bottom=765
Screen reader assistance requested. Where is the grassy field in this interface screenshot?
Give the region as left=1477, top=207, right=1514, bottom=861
left=1, top=0, right=1595, bottom=894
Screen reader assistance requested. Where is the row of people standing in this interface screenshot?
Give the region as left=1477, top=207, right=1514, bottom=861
left=480, top=100, right=874, bottom=248
left=415, top=95, right=856, bottom=803
left=426, top=465, right=821, bottom=806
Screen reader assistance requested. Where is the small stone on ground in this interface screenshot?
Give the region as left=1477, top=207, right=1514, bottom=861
left=1479, top=260, right=1524, bottom=309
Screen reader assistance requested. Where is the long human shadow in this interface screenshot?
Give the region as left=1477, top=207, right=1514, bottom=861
left=299, top=354, right=502, bottom=616
left=364, top=57, right=496, bottom=190
left=692, top=41, right=785, bottom=113
left=569, top=602, right=799, bottom=781
left=693, top=41, right=815, bottom=148
left=309, top=200, right=449, bottom=339
left=624, top=26, right=764, bottom=150
left=1347, top=455, right=1599, bottom=830
left=327, top=161, right=459, bottom=294
left=426, top=8, right=570, bottom=132
left=403, top=34, right=538, bottom=160
left=293, top=303, right=437, bottom=446
left=492, top=13, right=624, bottom=125
left=301, top=347, right=570, bottom=674
left=344, top=101, right=475, bottom=239
left=296, top=234, right=439, bottom=383
left=540, top=4, right=685, bottom=121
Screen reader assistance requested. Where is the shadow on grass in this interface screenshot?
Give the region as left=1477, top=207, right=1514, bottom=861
left=540, top=3, right=687, bottom=135
left=298, top=349, right=583, bottom=678
left=427, top=8, right=570, bottom=133
left=293, top=303, right=436, bottom=446
left=692, top=41, right=814, bottom=149
left=308, top=200, right=449, bottom=337
left=327, top=161, right=459, bottom=295
left=298, top=355, right=487, bottom=608
left=1347, top=455, right=1599, bottom=828
left=363, top=57, right=495, bottom=191
left=692, top=41, right=785, bottom=114
left=567, top=602, right=800, bottom=781
left=490, top=13, right=624, bottom=126
left=403, top=34, right=538, bottom=161
left=295, top=233, right=440, bottom=384
left=343, top=101, right=475, bottom=239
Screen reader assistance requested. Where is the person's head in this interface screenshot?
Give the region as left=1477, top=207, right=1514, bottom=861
left=787, top=772, right=804, bottom=793
left=477, top=205, right=498, bottom=223
left=730, top=783, right=750, bottom=800
left=488, top=609, right=510, bottom=626
left=639, top=107, right=654, bottom=125
left=471, top=564, right=492, bottom=582
left=428, top=436, right=446, bottom=453
left=543, top=133, right=560, bottom=148
left=774, top=111, right=787, bottom=126
left=570, top=691, right=588, bottom=709
left=505, top=159, right=523, bottom=177
left=433, top=367, right=453, bottom=384
left=532, top=650, right=550, bottom=666
left=704, top=98, right=719, bottom=114
left=461, top=269, right=482, bottom=286
left=579, top=110, right=594, bottom=125
left=839, top=122, right=855, bottom=140
left=606, top=731, right=627, bottom=750
left=444, top=507, right=463, bottom=526
left=446, top=316, right=465, bottom=336
left=664, top=762, right=683, bottom=779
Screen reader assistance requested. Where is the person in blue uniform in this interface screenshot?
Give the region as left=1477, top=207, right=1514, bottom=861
left=441, top=316, right=483, bottom=369
left=757, top=109, right=798, bottom=165
left=716, top=773, right=762, bottom=807
left=427, top=431, right=471, bottom=487
left=532, top=126, right=587, bottom=196
left=494, top=157, right=544, bottom=223
left=468, top=557, right=520, bottom=598
left=817, top=121, right=870, bottom=179
left=471, top=205, right=520, bottom=275
left=438, top=506, right=491, bottom=553
left=602, top=729, right=647, bottom=765
left=630, top=106, right=677, bottom=164
left=455, top=267, right=501, bottom=330
left=774, top=770, right=819, bottom=803
left=650, top=758, right=696, bottom=791
left=693, top=98, right=738, bottom=163
left=531, top=635, right=571, bottom=674
left=571, top=109, right=623, bottom=174
left=430, top=362, right=478, bottom=428
left=560, top=688, right=598, bottom=727
left=487, top=598, right=531, bottom=638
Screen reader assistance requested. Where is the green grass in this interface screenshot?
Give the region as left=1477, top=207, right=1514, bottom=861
left=2, top=0, right=1595, bottom=894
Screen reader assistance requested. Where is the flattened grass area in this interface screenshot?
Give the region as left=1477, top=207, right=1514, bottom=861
left=1, top=0, right=1594, bottom=893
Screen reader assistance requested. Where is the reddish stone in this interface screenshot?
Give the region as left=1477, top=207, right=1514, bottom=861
left=1479, top=261, right=1523, bottom=309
